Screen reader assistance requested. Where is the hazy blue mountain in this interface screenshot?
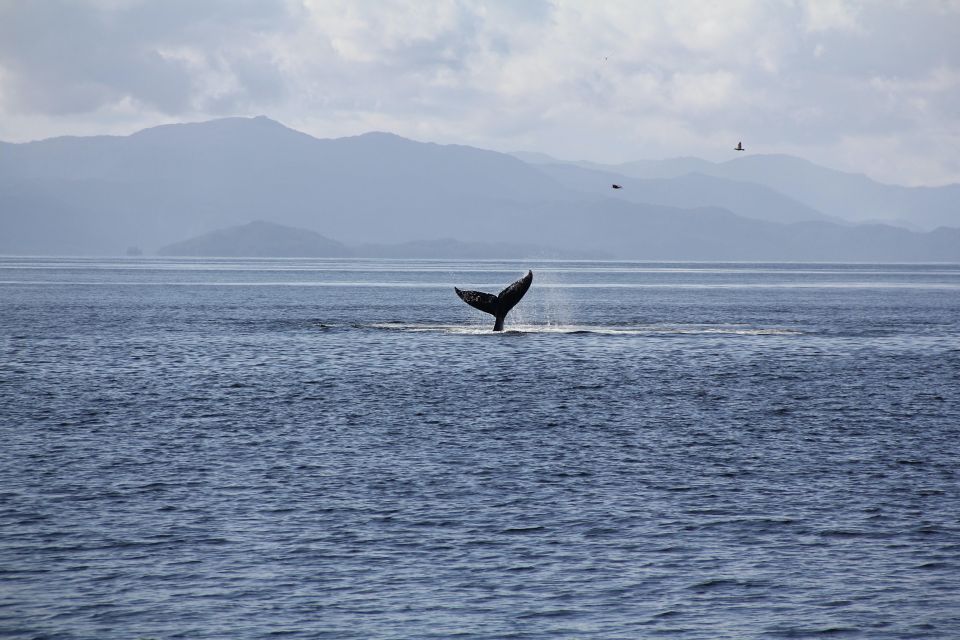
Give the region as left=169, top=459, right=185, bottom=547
left=158, top=213, right=960, bottom=262
left=229, top=209, right=960, bottom=260
left=0, top=116, right=575, bottom=254
left=507, top=199, right=960, bottom=261
left=511, top=151, right=716, bottom=179
left=354, top=238, right=608, bottom=260
left=1, top=116, right=957, bottom=260
left=609, top=156, right=719, bottom=180
left=508, top=151, right=564, bottom=165
left=157, top=221, right=607, bottom=259
left=720, top=155, right=960, bottom=230
left=512, top=150, right=960, bottom=230
left=531, top=163, right=836, bottom=225
left=605, top=154, right=960, bottom=230
left=157, top=221, right=352, bottom=257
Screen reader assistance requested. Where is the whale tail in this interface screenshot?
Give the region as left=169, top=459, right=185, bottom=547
left=455, top=270, right=533, bottom=331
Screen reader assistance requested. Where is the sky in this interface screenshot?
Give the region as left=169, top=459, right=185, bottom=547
left=0, top=0, right=958, bottom=186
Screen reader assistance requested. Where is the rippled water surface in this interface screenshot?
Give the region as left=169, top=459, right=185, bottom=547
left=2, top=257, right=959, bottom=639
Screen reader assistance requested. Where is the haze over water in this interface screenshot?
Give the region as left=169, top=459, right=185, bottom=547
left=2, top=257, right=959, bottom=639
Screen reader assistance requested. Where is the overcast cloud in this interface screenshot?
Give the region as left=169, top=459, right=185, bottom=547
left=0, top=0, right=958, bottom=185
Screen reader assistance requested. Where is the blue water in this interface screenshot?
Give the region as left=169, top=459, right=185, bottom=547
left=2, top=257, right=959, bottom=639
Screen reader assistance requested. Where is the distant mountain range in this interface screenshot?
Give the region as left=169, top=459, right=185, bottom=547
left=513, top=151, right=960, bottom=230
left=529, top=163, right=838, bottom=225
left=1, top=116, right=958, bottom=261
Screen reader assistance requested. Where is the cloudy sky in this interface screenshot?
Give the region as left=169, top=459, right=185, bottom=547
left=1, top=0, right=958, bottom=185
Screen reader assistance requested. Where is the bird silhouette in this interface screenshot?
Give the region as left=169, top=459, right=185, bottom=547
left=735, top=141, right=745, bottom=151
left=611, top=184, right=622, bottom=189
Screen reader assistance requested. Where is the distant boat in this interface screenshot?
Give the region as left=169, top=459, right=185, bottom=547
left=611, top=184, right=622, bottom=189
left=735, top=141, right=745, bottom=151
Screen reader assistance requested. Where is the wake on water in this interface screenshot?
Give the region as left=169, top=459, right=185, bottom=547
left=363, top=322, right=803, bottom=336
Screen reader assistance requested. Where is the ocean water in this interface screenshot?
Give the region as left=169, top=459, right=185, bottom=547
left=1, top=257, right=959, bottom=639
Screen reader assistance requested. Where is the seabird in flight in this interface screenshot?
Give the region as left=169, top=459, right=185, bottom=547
left=734, top=141, right=745, bottom=151
left=611, top=184, right=622, bottom=189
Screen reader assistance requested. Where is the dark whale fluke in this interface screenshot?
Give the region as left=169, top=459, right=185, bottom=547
left=455, top=270, right=533, bottom=332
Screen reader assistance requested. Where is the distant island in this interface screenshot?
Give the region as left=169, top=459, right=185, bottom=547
left=158, top=221, right=352, bottom=257
left=157, top=221, right=606, bottom=259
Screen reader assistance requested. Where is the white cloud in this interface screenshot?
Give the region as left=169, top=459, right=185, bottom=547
left=669, top=71, right=738, bottom=113
left=0, top=0, right=958, bottom=185
left=870, top=65, right=960, bottom=95
left=801, top=0, right=861, bottom=33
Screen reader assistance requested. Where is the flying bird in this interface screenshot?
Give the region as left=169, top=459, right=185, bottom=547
left=734, top=141, right=745, bottom=151
left=611, top=184, right=623, bottom=189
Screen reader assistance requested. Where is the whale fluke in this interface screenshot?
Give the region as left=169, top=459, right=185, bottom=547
left=455, top=270, right=533, bottom=331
